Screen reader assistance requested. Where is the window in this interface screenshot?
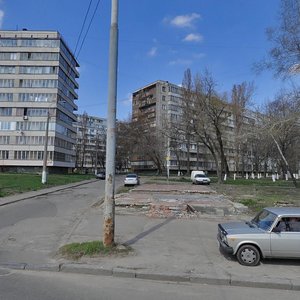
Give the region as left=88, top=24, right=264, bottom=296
left=19, top=79, right=57, bottom=88
left=0, top=136, right=10, bottom=144
left=0, top=53, right=17, bottom=60
left=0, top=108, right=12, bottom=116
left=19, top=66, right=58, bottom=74
left=0, top=39, right=17, bottom=46
left=0, top=79, right=14, bottom=88
left=0, top=66, right=15, bottom=74
left=20, top=39, right=59, bottom=48
left=0, top=93, right=13, bottom=101
left=0, top=150, right=9, bottom=159
left=20, top=52, right=59, bottom=61
left=275, top=217, right=300, bottom=232
left=14, top=151, right=30, bottom=160
left=19, top=93, right=56, bottom=102
left=0, top=122, right=11, bottom=130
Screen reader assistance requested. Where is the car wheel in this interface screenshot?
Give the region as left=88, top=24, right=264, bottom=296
left=236, top=244, right=260, bottom=266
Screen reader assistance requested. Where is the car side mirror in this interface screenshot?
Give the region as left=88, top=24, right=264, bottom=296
left=272, top=227, right=281, bottom=233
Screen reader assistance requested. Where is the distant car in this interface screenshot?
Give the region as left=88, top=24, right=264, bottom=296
left=190, top=170, right=205, bottom=181
left=95, top=171, right=105, bottom=180
left=192, top=173, right=210, bottom=185
left=124, top=173, right=140, bottom=186
left=217, top=207, right=300, bottom=266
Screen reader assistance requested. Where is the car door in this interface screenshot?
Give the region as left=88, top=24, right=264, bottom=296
left=270, top=218, right=300, bottom=258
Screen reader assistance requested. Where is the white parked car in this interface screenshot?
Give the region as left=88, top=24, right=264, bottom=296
left=190, top=170, right=205, bottom=181
left=192, top=173, right=211, bottom=185
left=124, top=173, right=140, bottom=186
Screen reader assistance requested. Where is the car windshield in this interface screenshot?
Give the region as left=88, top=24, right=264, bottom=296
left=251, top=209, right=277, bottom=231
left=195, top=174, right=206, bottom=178
left=126, top=174, right=137, bottom=178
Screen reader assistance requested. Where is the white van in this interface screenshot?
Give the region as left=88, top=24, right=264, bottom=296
left=191, top=170, right=205, bottom=181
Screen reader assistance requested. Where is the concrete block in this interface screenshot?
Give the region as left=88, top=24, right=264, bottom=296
left=25, top=263, right=60, bottom=272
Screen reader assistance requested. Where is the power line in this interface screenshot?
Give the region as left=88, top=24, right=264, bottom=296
left=74, top=0, right=93, bottom=57
left=76, top=0, right=101, bottom=59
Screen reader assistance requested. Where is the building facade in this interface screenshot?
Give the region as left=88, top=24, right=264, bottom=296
left=0, top=30, right=79, bottom=173
left=74, top=114, right=107, bottom=173
left=132, top=80, right=255, bottom=174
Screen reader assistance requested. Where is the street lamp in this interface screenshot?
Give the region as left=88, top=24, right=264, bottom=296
left=42, top=111, right=50, bottom=184
left=41, top=100, right=66, bottom=184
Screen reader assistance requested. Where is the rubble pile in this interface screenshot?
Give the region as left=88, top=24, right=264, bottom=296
left=146, top=203, right=198, bottom=219
left=114, top=183, right=241, bottom=218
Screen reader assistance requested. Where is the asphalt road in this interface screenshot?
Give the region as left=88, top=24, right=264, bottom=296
left=0, top=177, right=123, bottom=264
left=1, top=269, right=299, bottom=300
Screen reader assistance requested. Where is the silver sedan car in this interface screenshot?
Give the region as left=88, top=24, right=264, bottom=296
left=124, top=173, right=140, bottom=186
left=217, top=207, right=300, bottom=266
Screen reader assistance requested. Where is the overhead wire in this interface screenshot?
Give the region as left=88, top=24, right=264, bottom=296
left=76, top=0, right=101, bottom=59
left=74, top=0, right=93, bottom=57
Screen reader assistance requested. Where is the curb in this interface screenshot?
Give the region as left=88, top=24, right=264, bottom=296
left=1, top=262, right=299, bottom=291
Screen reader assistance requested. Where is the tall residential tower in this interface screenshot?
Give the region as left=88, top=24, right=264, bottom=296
left=0, top=30, right=79, bottom=173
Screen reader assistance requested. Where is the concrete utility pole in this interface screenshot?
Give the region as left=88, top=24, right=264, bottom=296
left=103, top=0, right=119, bottom=247
left=42, top=111, right=50, bottom=184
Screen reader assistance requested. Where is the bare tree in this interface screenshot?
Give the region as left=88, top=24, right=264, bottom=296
left=94, top=130, right=106, bottom=172
left=129, top=113, right=166, bottom=174
left=116, top=120, right=134, bottom=172
left=259, top=90, right=300, bottom=187
left=193, top=70, right=231, bottom=183
left=231, top=82, right=254, bottom=175
left=164, top=121, right=186, bottom=175
left=255, top=0, right=300, bottom=77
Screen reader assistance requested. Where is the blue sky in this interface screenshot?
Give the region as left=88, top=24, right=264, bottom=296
left=0, top=0, right=297, bottom=119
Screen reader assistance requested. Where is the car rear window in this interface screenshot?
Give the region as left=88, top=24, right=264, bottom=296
left=126, top=174, right=137, bottom=178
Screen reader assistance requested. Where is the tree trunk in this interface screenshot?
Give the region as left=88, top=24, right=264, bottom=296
left=271, top=134, right=298, bottom=188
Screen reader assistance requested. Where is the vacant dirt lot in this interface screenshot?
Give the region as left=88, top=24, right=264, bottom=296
left=115, top=182, right=246, bottom=218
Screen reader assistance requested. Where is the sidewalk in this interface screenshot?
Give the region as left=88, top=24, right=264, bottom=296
left=1, top=182, right=300, bottom=291
left=0, top=179, right=97, bottom=207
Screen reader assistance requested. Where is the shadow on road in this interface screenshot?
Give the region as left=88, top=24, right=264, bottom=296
left=123, top=217, right=175, bottom=246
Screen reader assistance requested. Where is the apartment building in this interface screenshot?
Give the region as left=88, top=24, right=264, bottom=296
left=0, top=30, right=79, bottom=173
left=74, top=114, right=107, bottom=173
left=132, top=80, right=253, bottom=173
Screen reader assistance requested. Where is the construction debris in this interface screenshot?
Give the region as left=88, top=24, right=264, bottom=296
left=115, top=183, right=244, bottom=218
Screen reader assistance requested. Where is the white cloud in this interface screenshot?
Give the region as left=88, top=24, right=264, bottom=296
left=170, top=13, right=201, bottom=28
left=183, top=33, right=203, bottom=42
left=169, top=59, right=192, bottom=66
left=147, top=47, right=157, bottom=57
left=0, top=10, right=4, bottom=28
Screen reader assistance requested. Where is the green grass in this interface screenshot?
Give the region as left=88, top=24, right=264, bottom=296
left=59, top=241, right=132, bottom=260
left=213, top=181, right=300, bottom=213
left=0, top=173, right=94, bottom=197
left=139, top=175, right=300, bottom=212
left=223, top=178, right=297, bottom=187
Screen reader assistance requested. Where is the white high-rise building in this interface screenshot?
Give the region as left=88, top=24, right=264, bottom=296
left=0, top=30, right=79, bottom=173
